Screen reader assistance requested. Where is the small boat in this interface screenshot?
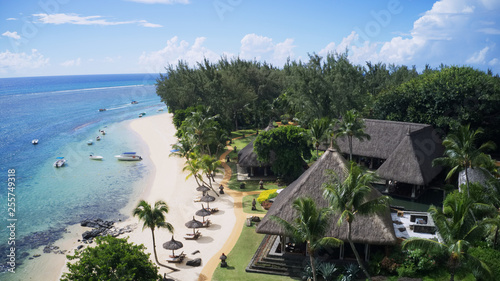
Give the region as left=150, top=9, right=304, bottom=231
left=138, top=113, right=143, bottom=118
left=87, top=140, right=93, bottom=145
left=96, top=136, right=101, bottom=141
left=54, top=157, right=66, bottom=168
left=115, top=152, right=142, bottom=161
left=157, top=108, right=164, bottom=112
left=89, top=154, right=103, bottom=160
left=99, top=109, right=106, bottom=112
left=140, top=112, right=146, bottom=116
left=32, top=139, right=39, bottom=145
left=131, top=101, right=138, bottom=104
left=100, top=130, right=106, bottom=135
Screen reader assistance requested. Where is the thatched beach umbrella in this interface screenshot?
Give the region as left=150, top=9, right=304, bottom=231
left=162, top=235, right=183, bottom=256
left=200, top=194, right=215, bottom=209
left=196, top=185, right=210, bottom=192
left=185, top=216, right=203, bottom=234
left=195, top=204, right=212, bottom=222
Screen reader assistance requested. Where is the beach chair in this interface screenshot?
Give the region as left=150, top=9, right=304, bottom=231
left=209, top=207, right=219, bottom=213
left=166, top=251, right=186, bottom=263
left=184, top=231, right=201, bottom=240
left=193, top=197, right=202, bottom=203
left=202, top=219, right=211, bottom=228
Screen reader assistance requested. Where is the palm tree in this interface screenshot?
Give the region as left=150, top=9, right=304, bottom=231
left=323, top=162, right=390, bottom=280
left=133, top=200, right=174, bottom=266
left=309, top=118, right=329, bottom=157
left=182, top=152, right=203, bottom=187
left=271, top=197, right=342, bottom=281
left=433, top=124, right=496, bottom=196
left=335, top=110, right=370, bottom=161
left=402, top=192, right=496, bottom=281
left=199, top=154, right=222, bottom=196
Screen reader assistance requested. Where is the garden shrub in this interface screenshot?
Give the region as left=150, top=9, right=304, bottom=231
left=469, top=246, right=500, bottom=278
left=257, top=189, right=278, bottom=203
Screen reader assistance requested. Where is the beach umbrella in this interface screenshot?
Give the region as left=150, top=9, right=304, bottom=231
left=185, top=216, right=203, bottom=234
left=162, top=236, right=183, bottom=256
left=200, top=194, right=215, bottom=209
left=195, top=204, right=212, bottom=222
left=196, top=185, right=210, bottom=193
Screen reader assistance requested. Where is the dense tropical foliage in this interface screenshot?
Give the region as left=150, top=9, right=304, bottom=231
left=254, top=125, right=312, bottom=182
left=62, top=236, right=161, bottom=281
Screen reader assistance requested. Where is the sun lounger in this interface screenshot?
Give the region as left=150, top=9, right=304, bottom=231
left=193, top=197, right=202, bottom=202
left=184, top=231, right=201, bottom=240
left=208, top=207, right=219, bottom=213
left=166, top=252, right=186, bottom=263
left=202, top=219, right=211, bottom=227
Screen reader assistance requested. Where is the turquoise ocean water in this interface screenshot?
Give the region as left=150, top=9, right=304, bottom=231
left=0, top=74, right=165, bottom=275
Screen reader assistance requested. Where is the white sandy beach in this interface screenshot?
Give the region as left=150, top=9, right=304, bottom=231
left=12, top=113, right=236, bottom=281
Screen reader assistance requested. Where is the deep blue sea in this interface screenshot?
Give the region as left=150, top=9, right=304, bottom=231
left=0, top=74, right=166, bottom=274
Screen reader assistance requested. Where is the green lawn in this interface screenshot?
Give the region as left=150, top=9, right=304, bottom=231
left=242, top=194, right=268, bottom=214
left=211, top=224, right=299, bottom=281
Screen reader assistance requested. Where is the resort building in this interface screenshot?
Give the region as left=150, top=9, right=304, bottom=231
left=331, top=119, right=445, bottom=199
left=248, top=148, right=441, bottom=277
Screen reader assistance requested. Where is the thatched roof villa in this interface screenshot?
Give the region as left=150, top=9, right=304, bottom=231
left=256, top=148, right=397, bottom=262
left=237, top=124, right=276, bottom=180
left=333, top=119, right=445, bottom=198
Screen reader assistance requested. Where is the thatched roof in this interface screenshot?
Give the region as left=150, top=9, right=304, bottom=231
left=256, top=148, right=398, bottom=245
left=237, top=125, right=276, bottom=168
left=237, top=140, right=276, bottom=167
left=320, top=119, right=444, bottom=186
left=376, top=126, right=444, bottom=185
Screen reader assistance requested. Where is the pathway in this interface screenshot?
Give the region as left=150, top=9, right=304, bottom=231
left=198, top=139, right=263, bottom=281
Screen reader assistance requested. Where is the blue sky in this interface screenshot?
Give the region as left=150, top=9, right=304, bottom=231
left=1, top=0, right=499, bottom=78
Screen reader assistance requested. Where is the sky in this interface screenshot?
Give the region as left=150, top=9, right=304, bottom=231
left=0, top=0, right=499, bottom=78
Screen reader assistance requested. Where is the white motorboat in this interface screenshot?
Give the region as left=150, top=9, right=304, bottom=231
left=32, top=139, right=39, bottom=145
left=100, top=130, right=106, bottom=135
left=115, top=152, right=142, bottom=161
left=89, top=154, right=103, bottom=160
left=87, top=139, right=93, bottom=145
left=54, top=157, right=66, bottom=168
left=96, top=136, right=101, bottom=141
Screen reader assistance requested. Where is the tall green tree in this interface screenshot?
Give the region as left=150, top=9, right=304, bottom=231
left=62, top=236, right=161, bottom=281
left=133, top=200, right=174, bottom=268
left=182, top=152, right=203, bottom=187
left=254, top=125, right=312, bottom=182
left=309, top=118, right=330, bottom=157
left=402, top=192, right=496, bottom=281
left=323, top=162, right=390, bottom=280
left=335, top=110, right=371, bottom=161
left=271, top=197, right=342, bottom=281
left=199, top=154, right=222, bottom=196
left=433, top=124, right=496, bottom=196
left=373, top=66, right=500, bottom=145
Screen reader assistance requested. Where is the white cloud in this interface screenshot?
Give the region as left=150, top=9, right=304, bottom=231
left=2, top=31, right=21, bottom=40
left=239, top=34, right=295, bottom=66
left=126, top=0, right=189, bottom=3
left=466, top=46, right=490, bottom=64
left=139, top=36, right=219, bottom=72
left=0, top=49, right=49, bottom=73
left=478, top=27, right=500, bottom=34
left=61, top=58, right=81, bottom=67
left=318, top=0, right=499, bottom=71
left=489, top=58, right=499, bottom=66
left=6, top=18, right=17, bottom=21
left=33, top=13, right=162, bottom=28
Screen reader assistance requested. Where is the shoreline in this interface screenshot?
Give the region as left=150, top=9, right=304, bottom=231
left=18, top=112, right=236, bottom=281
